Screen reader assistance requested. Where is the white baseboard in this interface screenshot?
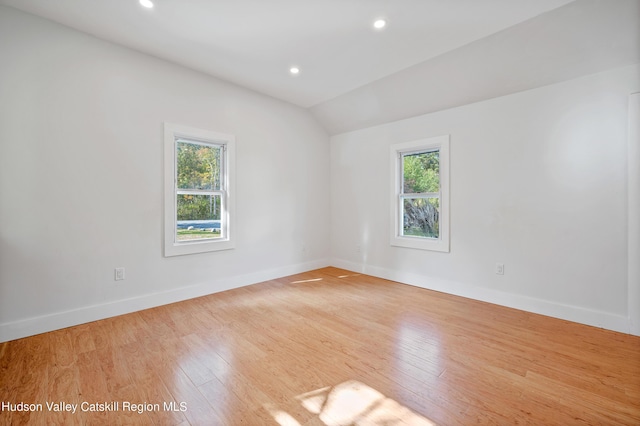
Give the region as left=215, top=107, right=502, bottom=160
left=2, top=257, right=633, bottom=342
left=330, top=258, right=634, bottom=335
left=0, top=258, right=331, bottom=343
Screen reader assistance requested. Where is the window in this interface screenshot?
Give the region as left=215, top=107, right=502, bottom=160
left=390, top=135, right=450, bottom=252
left=164, top=123, right=235, bottom=256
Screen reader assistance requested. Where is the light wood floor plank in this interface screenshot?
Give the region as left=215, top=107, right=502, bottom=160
left=1, top=267, right=639, bottom=425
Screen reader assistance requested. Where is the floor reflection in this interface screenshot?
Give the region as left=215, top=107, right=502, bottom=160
left=290, top=278, right=324, bottom=284
left=396, top=318, right=444, bottom=379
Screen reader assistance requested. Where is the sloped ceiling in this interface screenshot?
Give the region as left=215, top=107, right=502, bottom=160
left=1, top=0, right=638, bottom=135
left=311, top=0, right=640, bottom=134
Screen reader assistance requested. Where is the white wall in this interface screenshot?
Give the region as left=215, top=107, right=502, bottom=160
left=1, top=5, right=637, bottom=341
left=330, top=64, right=640, bottom=334
left=629, top=92, right=640, bottom=335
left=0, top=7, right=330, bottom=342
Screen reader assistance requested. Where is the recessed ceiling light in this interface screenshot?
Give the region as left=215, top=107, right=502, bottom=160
left=290, top=67, right=300, bottom=75
left=373, top=19, right=386, bottom=29
left=140, top=0, right=154, bottom=9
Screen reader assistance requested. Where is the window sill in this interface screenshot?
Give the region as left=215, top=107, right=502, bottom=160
left=390, top=235, right=449, bottom=252
left=164, top=238, right=235, bottom=257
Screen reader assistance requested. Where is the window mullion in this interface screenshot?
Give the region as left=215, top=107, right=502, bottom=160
left=400, top=193, right=440, bottom=198
left=398, top=154, right=403, bottom=193
left=177, top=189, right=223, bottom=196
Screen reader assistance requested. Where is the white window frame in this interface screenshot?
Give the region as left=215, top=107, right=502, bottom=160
left=390, top=135, right=450, bottom=252
left=164, top=123, right=235, bottom=256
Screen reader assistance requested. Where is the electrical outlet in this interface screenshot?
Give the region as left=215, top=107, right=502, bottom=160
left=495, top=263, right=504, bottom=275
left=115, top=267, right=125, bottom=281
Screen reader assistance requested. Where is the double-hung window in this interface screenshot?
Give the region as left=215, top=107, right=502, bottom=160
left=390, top=135, right=450, bottom=252
left=164, top=123, right=235, bottom=256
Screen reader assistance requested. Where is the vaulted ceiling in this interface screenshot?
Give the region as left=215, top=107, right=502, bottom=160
left=1, top=0, right=638, bottom=134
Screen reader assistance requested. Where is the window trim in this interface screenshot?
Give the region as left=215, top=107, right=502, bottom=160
left=390, top=135, right=450, bottom=252
left=164, top=123, right=235, bottom=256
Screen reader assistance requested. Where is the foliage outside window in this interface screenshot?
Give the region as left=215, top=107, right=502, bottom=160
left=402, top=150, right=440, bottom=238
left=390, top=135, right=450, bottom=252
left=164, top=123, right=235, bottom=256
left=176, top=140, right=223, bottom=242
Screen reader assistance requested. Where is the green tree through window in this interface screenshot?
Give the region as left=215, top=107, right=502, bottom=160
left=176, top=140, right=223, bottom=240
left=402, top=151, right=440, bottom=238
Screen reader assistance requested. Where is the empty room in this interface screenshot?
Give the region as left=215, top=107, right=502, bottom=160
left=1, top=0, right=639, bottom=424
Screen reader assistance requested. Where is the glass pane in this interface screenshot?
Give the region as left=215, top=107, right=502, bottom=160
left=176, top=194, right=222, bottom=241
left=402, top=197, right=439, bottom=239
left=177, top=140, right=222, bottom=190
left=403, top=151, right=439, bottom=194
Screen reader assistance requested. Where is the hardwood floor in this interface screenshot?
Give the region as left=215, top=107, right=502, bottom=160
left=1, top=267, right=639, bottom=425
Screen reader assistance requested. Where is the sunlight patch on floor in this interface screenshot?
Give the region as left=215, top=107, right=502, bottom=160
left=297, top=386, right=331, bottom=414
left=264, top=404, right=302, bottom=426
left=266, top=380, right=437, bottom=425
